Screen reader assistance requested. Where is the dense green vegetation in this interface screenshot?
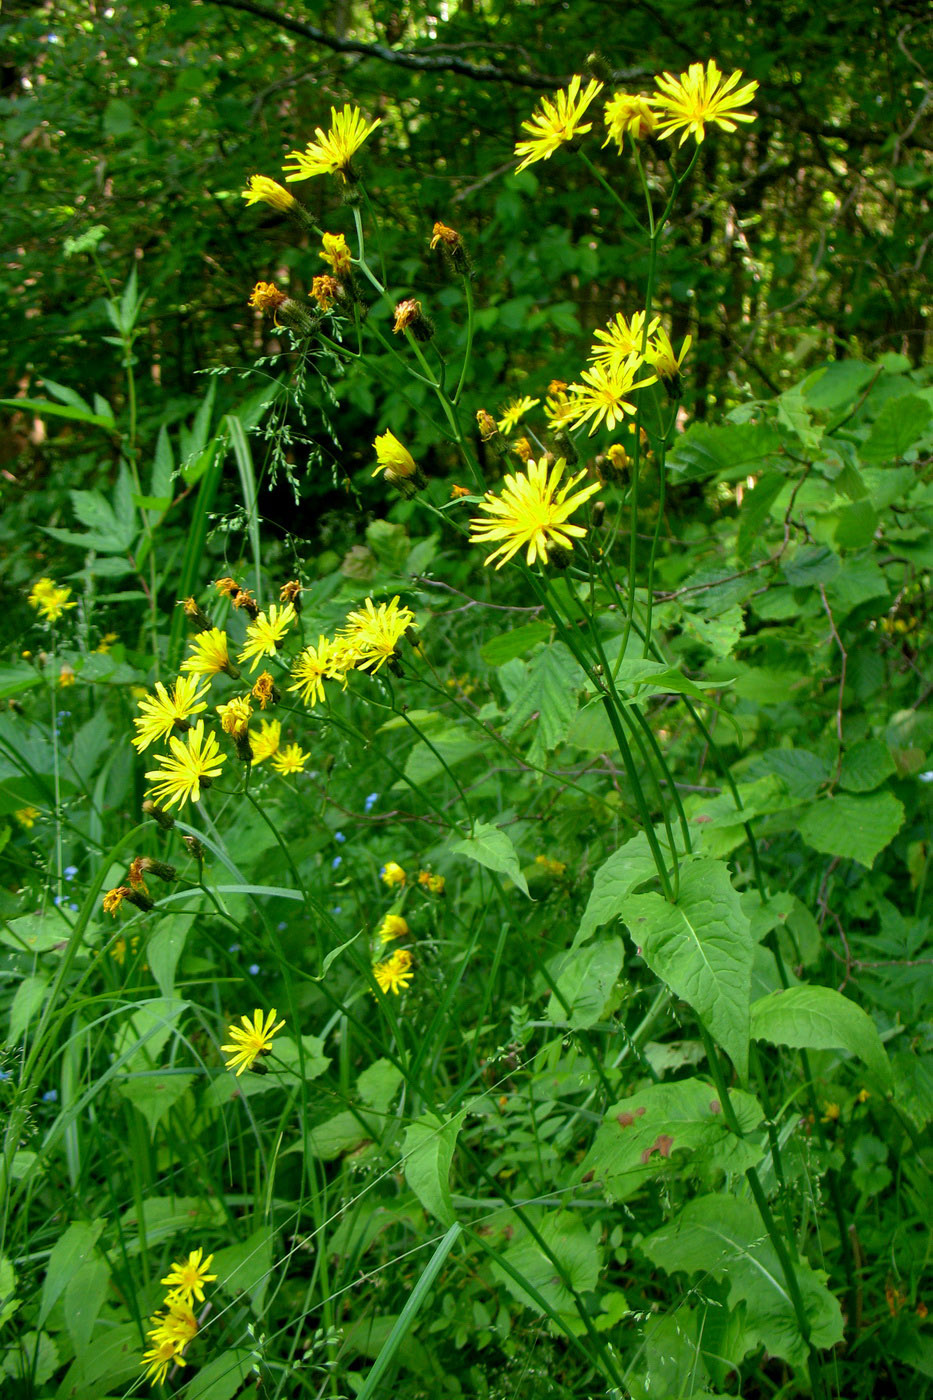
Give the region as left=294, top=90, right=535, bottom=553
left=1, top=4, right=931, bottom=1399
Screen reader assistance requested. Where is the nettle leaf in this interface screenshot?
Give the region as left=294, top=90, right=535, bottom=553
left=776, top=384, right=823, bottom=456
left=861, top=393, right=932, bottom=463
left=666, top=421, right=781, bottom=483
left=502, top=642, right=582, bottom=756
left=481, top=620, right=552, bottom=665
left=839, top=738, right=896, bottom=793
left=782, top=545, right=840, bottom=587
left=623, top=858, right=753, bottom=1078
left=493, top=1210, right=601, bottom=1324
left=402, top=1109, right=466, bottom=1226
left=798, top=790, right=905, bottom=868
left=547, top=936, right=625, bottom=1029
left=641, top=1195, right=844, bottom=1369
left=610, top=657, right=723, bottom=702
left=579, top=1079, right=763, bottom=1202
left=452, top=820, right=530, bottom=897
left=574, top=832, right=660, bottom=948
left=750, top=986, right=892, bottom=1089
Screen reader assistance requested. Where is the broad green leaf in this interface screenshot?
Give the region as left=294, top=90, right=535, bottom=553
left=776, top=384, right=823, bottom=455
left=358, top=1058, right=403, bottom=1112
left=641, top=1194, right=844, bottom=1369
left=213, top=1226, right=274, bottom=1314
left=798, top=790, right=905, bottom=868
left=146, top=915, right=193, bottom=998
left=400, top=726, right=484, bottom=788
left=610, top=657, right=724, bottom=701
left=7, top=973, right=48, bottom=1045
left=1, top=1330, right=58, bottom=1385
left=834, top=499, right=878, bottom=548
left=737, top=471, right=785, bottom=560
left=116, top=1071, right=196, bottom=1135
left=493, top=1210, right=601, bottom=1323
left=402, top=1110, right=466, bottom=1226
left=782, top=545, right=839, bottom=587
left=40, top=377, right=92, bottom=412
left=861, top=393, right=932, bottom=462
left=666, top=421, right=781, bottom=482
left=623, top=858, right=753, bottom=1077
left=39, top=1218, right=104, bottom=1325
left=64, top=1257, right=109, bottom=1352
left=839, top=738, right=896, bottom=793
left=680, top=604, right=744, bottom=658
left=891, top=1050, right=933, bottom=1130
left=502, top=642, right=582, bottom=754
left=481, top=620, right=552, bottom=665
left=547, top=936, right=625, bottom=1029
left=305, top=1110, right=373, bottom=1160
left=120, top=1195, right=226, bottom=1247
left=452, top=820, right=530, bottom=897
left=824, top=555, right=888, bottom=616
left=803, top=359, right=876, bottom=412
left=574, top=832, right=659, bottom=947
left=0, top=1256, right=18, bottom=1329
left=750, top=986, right=893, bottom=1089
left=579, top=1079, right=764, bottom=1202
left=0, top=396, right=116, bottom=429
left=56, top=1321, right=139, bottom=1395
left=744, top=747, right=829, bottom=802
left=183, top=1349, right=254, bottom=1400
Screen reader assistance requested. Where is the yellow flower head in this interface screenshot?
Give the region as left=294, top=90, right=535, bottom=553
left=161, top=1248, right=217, bottom=1307
left=381, top=861, right=407, bottom=888
left=181, top=628, right=235, bottom=678
left=373, top=947, right=414, bottom=995
left=497, top=396, right=540, bottom=436
left=430, top=220, right=461, bottom=250
left=469, top=457, right=601, bottom=569
left=141, top=1337, right=184, bottom=1386
left=283, top=105, right=381, bottom=183
left=14, top=806, right=40, bottom=829
left=248, top=280, right=289, bottom=314
left=535, top=854, right=567, bottom=877
left=562, top=356, right=658, bottom=435
left=221, top=1008, right=285, bottom=1075
left=650, top=60, right=758, bottom=146
left=241, top=175, right=298, bottom=213
left=238, top=602, right=296, bottom=673
left=28, top=577, right=76, bottom=623
left=289, top=636, right=350, bottom=708
left=589, top=310, right=659, bottom=375
left=514, top=74, right=604, bottom=172
left=271, top=742, right=310, bottom=776
left=102, top=886, right=127, bottom=917
left=311, top=274, right=341, bottom=311
left=451, top=483, right=471, bottom=499
left=544, top=385, right=571, bottom=425
left=250, top=717, right=281, bottom=765
left=603, top=92, right=657, bottom=146
left=319, top=232, right=352, bottom=277
left=131, top=676, right=209, bottom=753
left=418, top=870, right=445, bottom=894
left=645, top=326, right=692, bottom=380
left=58, top=664, right=76, bottom=688
left=339, top=596, right=417, bottom=674
left=373, top=430, right=418, bottom=482
left=145, top=720, right=226, bottom=811
left=512, top=436, right=534, bottom=464
left=377, top=913, right=410, bottom=944
left=216, top=695, right=252, bottom=738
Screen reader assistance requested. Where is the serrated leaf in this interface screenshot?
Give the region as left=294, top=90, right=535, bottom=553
left=737, top=471, right=785, bottom=560
left=862, top=393, right=932, bottom=463
left=782, top=545, right=840, bottom=586
left=839, top=738, right=896, bottom=793
left=213, top=1226, right=274, bottom=1314
left=798, top=790, right=905, bottom=868
left=666, top=421, right=782, bottom=483
left=481, top=620, right=552, bottom=665
left=824, top=555, right=889, bottom=616
left=493, top=1211, right=601, bottom=1322
left=750, top=985, right=892, bottom=1088
left=803, top=360, right=876, bottom=412
left=39, top=1219, right=104, bottom=1325
left=641, top=1195, right=844, bottom=1369
left=547, top=936, right=625, bottom=1028
left=116, top=1071, right=196, bottom=1135
left=579, top=1079, right=764, bottom=1202
left=502, top=642, right=582, bottom=753
left=574, top=832, right=660, bottom=947
left=402, top=1110, right=466, bottom=1226
left=623, top=858, right=753, bottom=1077
left=776, top=384, right=823, bottom=455
left=611, top=658, right=724, bottom=701
left=452, top=820, right=530, bottom=897
left=7, top=973, right=48, bottom=1045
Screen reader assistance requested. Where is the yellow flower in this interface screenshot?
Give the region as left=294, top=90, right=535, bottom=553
left=221, top=1008, right=285, bottom=1075
left=319, top=232, right=352, bottom=276
left=645, top=326, right=692, bottom=380
left=381, top=861, right=407, bottom=888
left=451, top=484, right=470, bottom=499
left=145, top=720, right=226, bottom=810
left=821, top=1102, right=841, bottom=1123
left=161, top=1248, right=217, bottom=1306
left=142, top=1299, right=198, bottom=1382
left=141, top=1337, right=184, bottom=1386
left=289, top=636, right=351, bottom=707
left=589, top=310, right=659, bottom=375
left=857, top=1088, right=871, bottom=1103
left=248, top=280, right=288, bottom=314
left=102, top=887, right=127, bottom=917
left=469, top=457, right=601, bottom=569
left=535, top=854, right=567, bottom=876
left=249, top=717, right=281, bottom=765
left=252, top=671, right=279, bottom=709
left=512, top=436, right=533, bottom=464
left=58, top=664, right=76, bottom=688
left=28, top=577, right=76, bottom=623
left=283, top=105, right=381, bottom=183
left=94, top=631, right=118, bottom=653
left=372, top=430, right=418, bottom=482
left=181, top=628, right=236, bottom=678
left=216, top=696, right=252, bottom=738
left=603, top=92, right=657, bottom=145
left=110, top=933, right=139, bottom=965
left=241, top=174, right=298, bottom=213
left=418, top=870, right=445, bottom=894
left=514, top=74, right=604, bottom=172
left=310, top=274, right=341, bottom=310
left=377, top=913, right=410, bottom=944
left=238, top=603, right=296, bottom=673
left=650, top=60, right=758, bottom=146
left=131, top=676, right=209, bottom=753
left=14, top=806, right=40, bottom=829
left=339, top=596, right=417, bottom=674
left=271, top=742, right=309, bottom=775
left=373, top=947, right=414, bottom=995
left=562, top=356, right=657, bottom=435
left=497, top=396, right=540, bottom=435
left=544, top=385, right=571, bottom=425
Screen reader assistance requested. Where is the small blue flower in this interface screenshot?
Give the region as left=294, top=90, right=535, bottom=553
left=64, top=865, right=78, bottom=880
left=248, top=963, right=260, bottom=975
left=364, top=792, right=379, bottom=812
left=332, top=855, right=342, bottom=869
left=229, top=942, right=241, bottom=953
left=69, top=903, right=78, bottom=912
left=277, top=921, right=287, bottom=931
left=42, top=1089, right=58, bottom=1103
left=0, top=1070, right=12, bottom=1082
left=335, top=831, right=346, bottom=843
left=331, top=906, right=342, bottom=915
left=54, top=894, right=65, bottom=906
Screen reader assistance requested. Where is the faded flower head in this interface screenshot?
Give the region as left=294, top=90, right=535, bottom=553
left=248, top=281, right=289, bottom=315
left=310, top=274, right=342, bottom=311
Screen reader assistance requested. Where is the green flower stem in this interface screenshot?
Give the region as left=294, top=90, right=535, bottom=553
left=577, top=149, right=648, bottom=240
left=374, top=675, right=475, bottom=822
left=454, top=274, right=475, bottom=405
left=641, top=434, right=668, bottom=656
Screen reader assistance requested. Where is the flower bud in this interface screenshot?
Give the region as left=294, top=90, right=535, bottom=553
left=182, top=833, right=205, bottom=862
left=142, top=799, right=175, bottom=830
left=180, top=597, right=213, bottom=633
left=392, top=298, right=434, bottom=341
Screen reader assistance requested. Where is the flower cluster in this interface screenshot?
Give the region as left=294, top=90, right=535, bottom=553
left=140, top=1247, right=216, bottom=1385
left=27, top=576, right=76, bottom=624
left=288, top=596, right=418, bottom=712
